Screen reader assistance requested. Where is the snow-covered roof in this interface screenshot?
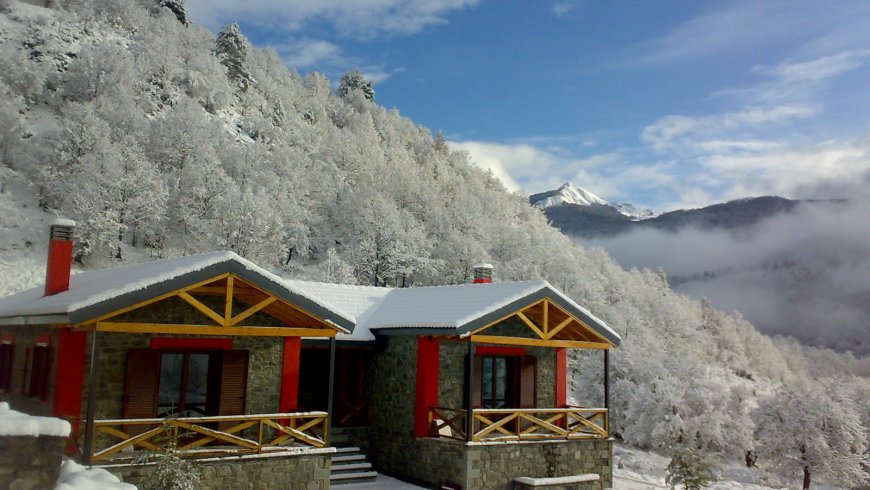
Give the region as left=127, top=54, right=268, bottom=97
left=0, top=251, right=356, bottom=332
left=0, top=252, right=620, bottom=346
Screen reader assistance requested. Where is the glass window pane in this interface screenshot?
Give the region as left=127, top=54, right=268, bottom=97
left=482, top=358, right=493, bottom=407
left=186, top=354, right=210, bottom=415
left=495, top=358, right=506, bottom=408
left=158, top=353, right=183, bottom=416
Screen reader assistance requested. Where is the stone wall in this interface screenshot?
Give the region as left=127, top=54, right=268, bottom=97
left=110, top=450, right=332, bottom=490
left=387, top=437, right=612, bottom=490
left=0, top=326, right=59, bottom=416
left=0, top=435, right=67, bottom=490
left=466, top=439, right=612, bottom=490
left=367, top=336, right=418, bottom=475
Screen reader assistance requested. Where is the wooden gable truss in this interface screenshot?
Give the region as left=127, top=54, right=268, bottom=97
left=75, top=273, right=342, bottom=337
left=468, top=298, right=613, bottom=349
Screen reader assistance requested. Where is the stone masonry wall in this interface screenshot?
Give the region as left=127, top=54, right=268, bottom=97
left=0, top=435, right=67, bottom=490
left=82, top=295, right=286, bottom=422
left=399, top=438, right=612, bottom=490
left=367, top=336, right=418, bottom=476
left=111, top=451, right=332, bottom=490
left=0, top=326, right=59, bottom=417
left=467, top=439, right=612, bottom=490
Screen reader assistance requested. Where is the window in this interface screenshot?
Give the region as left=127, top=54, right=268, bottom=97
left=23, top=337, right=52, bottom=400
left=123, top=348, right=248, bottom=429
left=472, top=355, right=537, bottom=409
left=481, top=357, right=510, bottom=408
left=158, top=352, right=210, bottom=417
left=0, top=336, right=13, bottom=393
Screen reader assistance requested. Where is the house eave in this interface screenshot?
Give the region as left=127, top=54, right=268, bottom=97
left=0, top=314, right=70, bottom=326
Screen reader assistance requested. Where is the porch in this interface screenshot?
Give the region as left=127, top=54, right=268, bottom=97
left=68, top=268, right=349, bottom=467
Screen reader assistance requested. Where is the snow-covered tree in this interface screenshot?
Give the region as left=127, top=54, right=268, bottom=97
left=754, top=383, right=867, bottom=489
left=666, top=443, right=713, bottom=490
left=314, top=248, right=357, bottom=285
left=338, top=69, right=374, bottom=102
left=214, top=23, right=254, bottom=91
left=342, top=195, right=432, bottom=286
left=158, top=0, right=187, bottom=25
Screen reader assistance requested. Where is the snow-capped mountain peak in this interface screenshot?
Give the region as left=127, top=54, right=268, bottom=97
left=614, top=202, right=658, bottom=220
left=533, top=182, right=609, bottom=208
left=530, top=182, right=658, bottom=220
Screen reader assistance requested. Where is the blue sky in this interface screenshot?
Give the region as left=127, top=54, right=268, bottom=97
left=187, top=1, right=870, bottom=210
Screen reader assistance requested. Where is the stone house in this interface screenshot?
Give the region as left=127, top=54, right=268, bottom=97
left=0, top=221, right=620, bottom=489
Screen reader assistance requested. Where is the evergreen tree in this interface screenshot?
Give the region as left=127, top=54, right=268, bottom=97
left=214, top=23, right=254, bottom=91
left=159, top=0, right=187, bottom=26
left=338, top=69, right=374, bottom=101
left=666, top=443, right=713, bottom=490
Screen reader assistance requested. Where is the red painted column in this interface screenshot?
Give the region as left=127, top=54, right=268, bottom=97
left=555, top=348, right=567, bottom=408
left=52, top=329, right=87, bottom=432
left=414, top=336, right=440, bottom=437
left=280, top=337, right=302, bottom=412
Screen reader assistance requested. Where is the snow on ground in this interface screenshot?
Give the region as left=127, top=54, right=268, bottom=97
left=54, top=460, right=135, bottom=490
left=333, top=447, right=804, bottom=490
left=0, top=401, right=70, bottom=437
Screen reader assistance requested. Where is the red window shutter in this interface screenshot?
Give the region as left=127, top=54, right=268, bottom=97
left=217, top=350, right=248, bottom=430
left=123, top=349, right=161, bottom=435
left=519, top=356, right=537, bottom=408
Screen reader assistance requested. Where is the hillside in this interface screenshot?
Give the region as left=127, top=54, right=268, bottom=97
left=0, top=2, right=867, bottom=488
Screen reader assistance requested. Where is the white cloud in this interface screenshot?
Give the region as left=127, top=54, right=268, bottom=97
left=448, top=141, right=557, bottom=193
left=277, top=39, right=343, bottom=68
left=641, top=105, right=816, bottom=151
left=756, top=50, right=870, bottom=85
left=447, top=140, right=676, bottom=208
left=187, top=0, right=481, bottom=39
left=577, top=199, right=870, bottom=353
left=704, top=139, right=870, bottom=200
left=274, top=39, right=403, bottom=84
left=633, top=2, right=812, bottom=65
left=551, top=2, right=578, bottom=16
left=716, top=50, right=870, bottom=103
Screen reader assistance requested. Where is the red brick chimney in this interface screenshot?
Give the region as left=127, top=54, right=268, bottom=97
left=472, top=262, right=493, bottom=284
left=44, top=219, right=75, bottom=296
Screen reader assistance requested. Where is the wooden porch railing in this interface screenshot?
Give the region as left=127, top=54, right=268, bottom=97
left=429, top=407, right=607, bottom=442
left=84, top=412, right=328, bottom=463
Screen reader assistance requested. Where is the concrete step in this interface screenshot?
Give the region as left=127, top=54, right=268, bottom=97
left=331, top=462, right=373, bottom=473
left=332, top=446, right=361, bottom=454
left=332, top=454, right=366, bottom=464
left=330, top=471, right=379, bottom=485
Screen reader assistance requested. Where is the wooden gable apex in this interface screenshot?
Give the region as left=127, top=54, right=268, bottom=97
left=75, top=273, right=342, bottom=337
left=468, top=297, right=614, bottom=349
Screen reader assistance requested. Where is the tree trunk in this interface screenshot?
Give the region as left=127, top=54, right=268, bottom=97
left=744, top=450, right=757, bottom=468
left=802, top=465, right=811, bottom=490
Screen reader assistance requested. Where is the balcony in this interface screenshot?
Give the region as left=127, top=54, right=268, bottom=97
left=80, top=412, right=329, bottom=463
left=428, top=406, right=608, bottom=443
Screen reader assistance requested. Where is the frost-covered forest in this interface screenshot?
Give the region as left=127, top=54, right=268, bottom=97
left=0, top=1, right=867, bottom=488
